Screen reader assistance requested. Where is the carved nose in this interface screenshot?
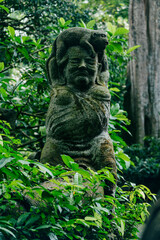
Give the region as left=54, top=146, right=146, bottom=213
left=78, top=59, right=86, bottom=68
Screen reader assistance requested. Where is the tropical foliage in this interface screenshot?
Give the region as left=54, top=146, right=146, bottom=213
left=0, top=121, right=155, bottom=239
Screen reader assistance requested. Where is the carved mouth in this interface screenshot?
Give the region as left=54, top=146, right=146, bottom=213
left=75, top=70, right=89, bottom=77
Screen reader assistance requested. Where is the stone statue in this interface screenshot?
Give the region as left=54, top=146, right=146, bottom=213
left=41, top=27, right=117, bottom=196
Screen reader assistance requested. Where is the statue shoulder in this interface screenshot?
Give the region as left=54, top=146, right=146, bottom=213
left=88, top=85, right=111, bottom=101
left=50, top=86, right=74, bottom=106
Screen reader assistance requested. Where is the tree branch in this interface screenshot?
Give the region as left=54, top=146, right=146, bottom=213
left=16, top=124, right=44, bottom=129
left=19, top=129, right=32, bottom=139
left=0, top=65, right=13, bottom=73
left=17, top=136, right=44, bottom=149
left=20, top=111, right=46, bottom=118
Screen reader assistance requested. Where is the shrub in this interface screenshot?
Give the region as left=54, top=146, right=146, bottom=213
left=124, top=137, right=160, bottom=193
left=0, top=121, right=155, bottom=240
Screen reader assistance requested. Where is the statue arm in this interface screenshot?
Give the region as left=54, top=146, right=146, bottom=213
left=88, top=85, right=111, bottom=102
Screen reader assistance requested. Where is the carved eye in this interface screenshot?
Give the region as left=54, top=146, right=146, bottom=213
left=86, top=57, right=96, bottom=65
left=69, top=58, right=80, bottom=64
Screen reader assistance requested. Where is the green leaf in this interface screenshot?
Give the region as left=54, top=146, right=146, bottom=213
left=17, top=47, right=30, bottom=59
left=59, top=17, right=65, bottom=26
left=126, top=45, right=141, bottom=54
left=107, top=31, right=113, bottom=37
left=117, top=56, right=124, bottom=64
left=9, top=179, right=24, bottom=188
left=85, top=216, right=97, bottom=221
left=137, top=189, right=145, bottom=199
left=14, top=36, right=21, bottom=44
left=86, top=20, right=96, bottom=29
left=42, top=190, right=54, bottom=202
left=111, top=103, right=120, bottom=116
left=102, top=168, right=115, bottom=184
left=34, top=162, right=54, bottom=178
left=62, top=157, right=79, bottom=171
left=117, top=152, right=130, bottom=163
left=48, top=232, right=58, bottom=240
left=94, top=211, right=102, bottom=227
left=0, top=135, right=3, bottom=146
left=17, top=213, right=30, bottom=226
left=75, top=219, right=89, bottom=227
left=0, top=157, right=14, bottom=168
left=25, top=215, right=40, bottom=226
left=114, top=28, right=129, bottom=36
left=141, top=211, right=146, bottom=222
left=12, top=97, right=23, bottom=106
left=120, top=219, right=125, bottom=237
left=18, top=160, right=31, bottom=165
left=36, top=225, right=51, bottom=230
left=21, top=36, right=30, bottom=43
left=107, top=22, right=116, bottom=35
left=39, top=126, right=46, bottom=136
left=0, top=5, right=9, bottom=13
left=0, top=87, right=7, bottom=98
left=74, top=172, right=83, bottom=185
left=110, top=87, right=120, bottom=92
left=0, top=227, right=16, bottom=238
left=115, top=113, right=130, bottom=122
left=64, top=20, right=72, bottom=27
left=0, top=62, right=4, bottom=71
left=77, top=169, right=91, bottom=180
left=70, top=161, right=79, bottom=171
left=106, top=44, right=114, bottom=51
left=61, top=155, right=75, bottom=168
left=110, top=43, right=123, bottom=53
left=129, top=192, right=134, bottom=202
left=79, top=19, right=86, bottom=28
left=8, top=26, right=15, bottom=38
left=111, top=133, right=127, bottom=147
left=4, top=192, right=11, bottom=199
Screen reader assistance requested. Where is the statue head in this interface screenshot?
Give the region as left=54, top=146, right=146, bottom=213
left=62, top=46, right=102, bottom=91
left=47, top=47, right=102, bottom=89
left=46, top=39, right=103, bottom=88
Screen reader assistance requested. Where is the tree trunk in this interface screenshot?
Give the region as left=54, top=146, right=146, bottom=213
left=128, top=0, right=160, bottom=144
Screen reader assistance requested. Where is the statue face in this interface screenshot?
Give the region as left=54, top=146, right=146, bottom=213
left=63, top=46, right=98, bottom=91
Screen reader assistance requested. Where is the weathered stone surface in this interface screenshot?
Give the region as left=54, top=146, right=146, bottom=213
left=41, top=28, right=116, bottom=196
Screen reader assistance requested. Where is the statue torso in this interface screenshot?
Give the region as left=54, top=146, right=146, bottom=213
left=46, top=85, right=110, bottom=143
